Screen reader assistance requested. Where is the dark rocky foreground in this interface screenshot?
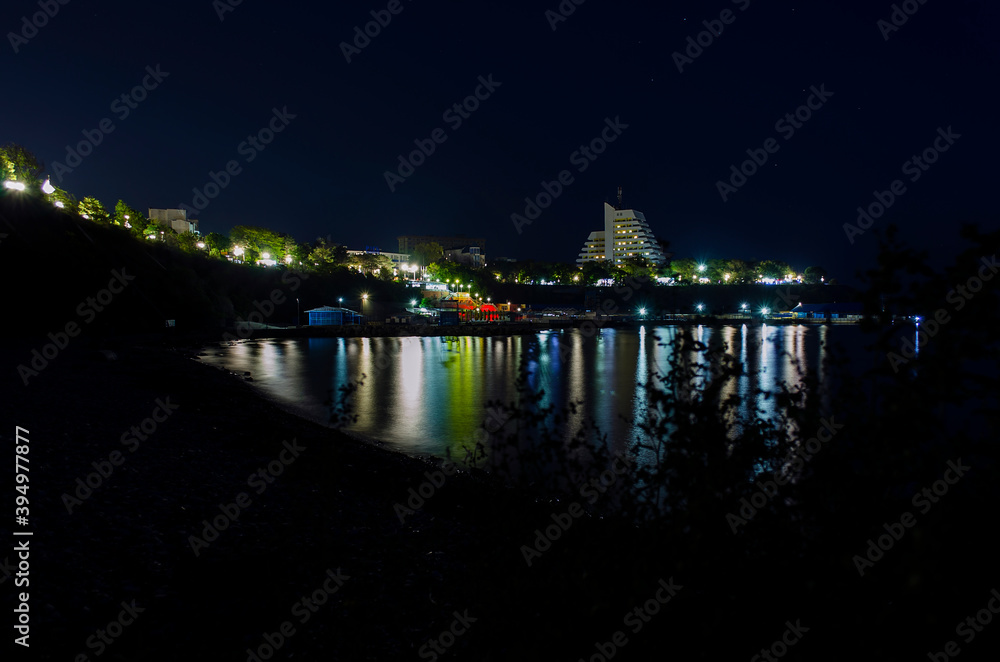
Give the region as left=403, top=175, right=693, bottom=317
left=3, top=333, right=998, bottom=662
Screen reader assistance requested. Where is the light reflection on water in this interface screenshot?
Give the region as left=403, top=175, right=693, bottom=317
left=200, top=325, right=864, bottom=458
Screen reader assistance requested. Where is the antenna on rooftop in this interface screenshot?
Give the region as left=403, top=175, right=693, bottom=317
left=617, top=186, right=623, bottom=210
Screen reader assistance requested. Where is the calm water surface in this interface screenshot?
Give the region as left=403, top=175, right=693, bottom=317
left=200, top=325, right=876, bottom=458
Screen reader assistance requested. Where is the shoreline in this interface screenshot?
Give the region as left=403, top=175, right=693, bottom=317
left=205, top=316, right=863, bottom=342
left=5, top=332, right=991, bottom=660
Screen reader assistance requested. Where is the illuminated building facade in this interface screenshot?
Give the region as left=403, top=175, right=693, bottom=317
left=576, top=202, right=667, bottom=266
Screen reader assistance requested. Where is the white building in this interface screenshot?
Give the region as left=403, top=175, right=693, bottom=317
left=346, top=249, right=410, bottom=266
left=576, top=202, right=667, bottom=266
left=149, top=208, right=200, bottom=235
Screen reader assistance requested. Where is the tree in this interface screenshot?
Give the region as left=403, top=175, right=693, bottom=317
left=754, top=260, right=792, bottom=281
left=0, top=144, right=43, bottom=186
left=307, top=238, right=344, bottom=274
left=411, top=242, right=444, bottom=267
left=620, top=256, right=654, bottom=282
left=671, top=258, right=699, bottom=283
left=115, top=200, right=149, bottom=237
left=706, top=258, right=728, bottom=283
left=231, top=225, right=288, bottom=264
left=724, top=259, right=752, bottom=284
left=205, top=232, right=230, bottom=257
left=552, top=262, right=580, bottom=284
left=580, top=259, right=614, bottom=285
left=175, top=232, right=201, bottom=254
left=804, top=266, right=828, bottom=284
left=50, top=187, right=78, bottom=214
left=79, top=197, right=110, bottom=224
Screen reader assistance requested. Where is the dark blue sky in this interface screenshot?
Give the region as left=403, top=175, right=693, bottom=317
left=4, top=0, right=998, bottom=285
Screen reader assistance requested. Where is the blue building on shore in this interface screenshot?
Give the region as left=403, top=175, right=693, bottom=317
left=305, top=306, right=363, bottom=326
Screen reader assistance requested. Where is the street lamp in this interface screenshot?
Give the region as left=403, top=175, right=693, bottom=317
left=41, top=178, right=55, bottom=194
left=696, top=303, right=704, bottom=313
left=296, top=298, right=300, bottom=327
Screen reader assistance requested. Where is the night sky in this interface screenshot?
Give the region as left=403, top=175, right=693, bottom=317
left=5, top=0, right=998, bottom=285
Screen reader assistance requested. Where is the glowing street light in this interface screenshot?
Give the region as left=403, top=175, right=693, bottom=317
left=3, top=181, right=26, bottom=191
left=761, top=307, right=771, bottom=316
left=639, top=307, right=647, bottom=317
left=410, top=299, right=417, bottom=307
left=696, top=303, right=704, bottom=312
left=697, top=264, right=706, bottom=273
left=41, top=179, right=55, bottom=194
left=261, top=252, right=270, bottom=259
left=54, top=201, right=64, bottom=208
left=197, top=242, right=206, bottom=249
left=724, top=273, right=731, bottom=282
left=285, top=255, right=293, bottom=264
